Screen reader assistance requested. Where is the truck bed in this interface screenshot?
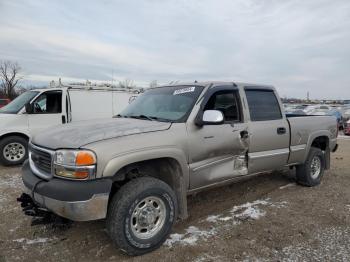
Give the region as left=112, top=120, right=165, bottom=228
left=286, top=115, right=337, bottom=164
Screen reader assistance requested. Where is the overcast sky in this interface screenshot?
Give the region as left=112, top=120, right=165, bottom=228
left=0, top=0, right=349, bottom=99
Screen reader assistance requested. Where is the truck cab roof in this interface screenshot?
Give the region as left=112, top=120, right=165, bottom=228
left=157, top=81, right=275, bottom=91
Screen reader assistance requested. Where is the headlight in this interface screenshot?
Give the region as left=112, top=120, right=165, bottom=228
left=54, top=150, right=97, bottom=180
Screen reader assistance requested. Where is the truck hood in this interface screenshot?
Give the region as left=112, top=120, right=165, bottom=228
left=32, top=118, right=172, bottom=149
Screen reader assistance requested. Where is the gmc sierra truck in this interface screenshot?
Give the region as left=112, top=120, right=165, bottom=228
left=19, top=82, right=338, bottom=255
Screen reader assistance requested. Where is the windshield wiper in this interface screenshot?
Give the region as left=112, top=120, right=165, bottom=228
left=129, top=115, right=155, bottom=121
left=116, top=114, right=172, bottom=122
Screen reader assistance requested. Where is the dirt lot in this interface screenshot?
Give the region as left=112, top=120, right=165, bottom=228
left=1, top=138, right=350, bottom=262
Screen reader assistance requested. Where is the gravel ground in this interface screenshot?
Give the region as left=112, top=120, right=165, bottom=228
left=0, top=137, right=350, bottom=262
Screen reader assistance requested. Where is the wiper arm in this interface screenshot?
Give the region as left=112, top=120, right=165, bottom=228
left=129, top=115, right=155, bottom=121
left=120, top=114, right=172, bottom=122
left=113, top=114, right=126, bottom=118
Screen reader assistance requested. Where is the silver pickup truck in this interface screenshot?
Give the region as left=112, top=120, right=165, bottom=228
left=19, top=82, right=338, bottom=255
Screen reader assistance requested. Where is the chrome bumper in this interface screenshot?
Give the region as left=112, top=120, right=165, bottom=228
left=24, top=186, right=109, bottom=221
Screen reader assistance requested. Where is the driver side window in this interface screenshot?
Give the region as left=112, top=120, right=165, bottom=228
left=204, top=90, right=241, bottom=122
left=32, top=91, right=62, bottom=114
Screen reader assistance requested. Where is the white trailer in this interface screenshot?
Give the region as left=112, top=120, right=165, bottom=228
left=0, top=85, right=139, bottom=165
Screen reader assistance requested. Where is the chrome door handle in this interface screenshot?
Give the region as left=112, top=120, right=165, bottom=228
left=277, top=127, right=286, bottom=135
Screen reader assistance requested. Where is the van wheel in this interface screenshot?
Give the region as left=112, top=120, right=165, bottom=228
left=106, top=177, right=178, bottom=256
left=296, top=147, right=325, bottom=187
left=0, top=136, right=28, bottom=166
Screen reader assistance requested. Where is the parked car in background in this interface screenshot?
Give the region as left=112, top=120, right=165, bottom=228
left=344, top=120, right=350, bottom=135
left=0, top=98, right=11, bottom=108
left=20, top=82, right=338, bottom=255
left=0, top=85, right=140, bottom=165
left=342, top=107, right=350, bottom=121
left=311, top=108, right=343, bottom=130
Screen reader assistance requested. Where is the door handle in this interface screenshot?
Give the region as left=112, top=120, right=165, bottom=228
left=277, top=127, right=286, bottom=135
left=240, top=130, right=249, bottom=139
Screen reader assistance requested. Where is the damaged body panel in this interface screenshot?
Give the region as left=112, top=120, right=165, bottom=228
left=188, top=122, right=249, bottom=189
left=19, top=81, right=338, bottom=255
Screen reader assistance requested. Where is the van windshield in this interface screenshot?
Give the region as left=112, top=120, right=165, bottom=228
left=0, top=91, right=39, bottom=114
left=119, top=85, right=204, bottom=122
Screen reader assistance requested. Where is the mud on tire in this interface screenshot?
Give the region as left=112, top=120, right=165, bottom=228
left=106, top=177, right=178, bottom=256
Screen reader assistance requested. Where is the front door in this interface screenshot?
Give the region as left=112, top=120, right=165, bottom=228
left=28, top=90, right=64, bottom=136
left=188, top=87, right=249, bottom=189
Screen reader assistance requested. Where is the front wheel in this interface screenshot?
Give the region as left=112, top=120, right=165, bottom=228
left=296, top=147, right=325, bottom=187
left=0, top=136, right=28, bottom=166
left=106, top=177, right=178, bottom=256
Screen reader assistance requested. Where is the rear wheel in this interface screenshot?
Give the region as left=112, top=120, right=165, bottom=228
left=0, top=136, right=28, bottom=166
left=106, top=177, right=178, bottom=256
left=296, top=147, right=325, bottom=187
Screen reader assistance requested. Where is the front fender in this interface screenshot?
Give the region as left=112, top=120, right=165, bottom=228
left=102, top=146, right=189, bottom=179
left=102, top=146, right=190, bottom=219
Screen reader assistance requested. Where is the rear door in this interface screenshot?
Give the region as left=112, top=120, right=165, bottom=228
left=244, top=88, right=290, bottom=174
left=188, top=85, right=250, bottom=189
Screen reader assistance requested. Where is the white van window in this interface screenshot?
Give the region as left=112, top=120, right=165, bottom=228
left=32, top=91, right=62, bottom=114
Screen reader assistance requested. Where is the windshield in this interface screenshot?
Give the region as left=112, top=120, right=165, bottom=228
left=0, top=91, right=39, bottom=114
left=119, top=85, right=204, bottom=122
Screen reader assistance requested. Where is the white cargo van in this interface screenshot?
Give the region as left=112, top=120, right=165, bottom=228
left=0, top=85, right=139, bottom=165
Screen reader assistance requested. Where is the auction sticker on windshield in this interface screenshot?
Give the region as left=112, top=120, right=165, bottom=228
left=173, top=86, right=195, bottom=95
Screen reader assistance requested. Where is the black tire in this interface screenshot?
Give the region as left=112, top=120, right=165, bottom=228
left=296, top=147, right=325, bottom=187
left=106, top=177, right=178, bottom=256
left=0, top=136, right=28, bottom=166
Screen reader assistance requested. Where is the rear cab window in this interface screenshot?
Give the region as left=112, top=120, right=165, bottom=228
left=245, top=88, right=282, bottom=121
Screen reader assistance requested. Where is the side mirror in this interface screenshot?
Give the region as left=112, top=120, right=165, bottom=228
left=25, top=103, right=33, bottom=114
left=202, top=110, right=224, bottom=125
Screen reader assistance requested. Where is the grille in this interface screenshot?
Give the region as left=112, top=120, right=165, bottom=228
left=30, top=145, right=52, bottom=174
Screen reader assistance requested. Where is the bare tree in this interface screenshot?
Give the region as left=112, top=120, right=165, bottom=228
left=0, top=61, right=23, bottom=99
left=118, top=79, right=135, bottom=90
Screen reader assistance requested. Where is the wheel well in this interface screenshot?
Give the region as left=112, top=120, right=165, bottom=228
left=311, top=136, right=329, bottom=151
left=109, top=158, right=185, bottom=218
left=0, top=133, right=29, bottom=142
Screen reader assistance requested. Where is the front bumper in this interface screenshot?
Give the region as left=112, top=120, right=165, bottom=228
left=21, top=161, right=112, bottom=221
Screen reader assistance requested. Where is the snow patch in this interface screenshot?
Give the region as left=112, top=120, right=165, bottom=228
left=166, top=199, right=287, bottom=248
left=206, top=215, right=220, bottom=223
left=279, top=183, right=296, bottom=190
left=13, top=237, right=51, bottom=245
left=204, top=199, right=287, bottom=225
left=164, top=226, right=216, bottom=247
left=234, top=205, right=266, bottom=220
